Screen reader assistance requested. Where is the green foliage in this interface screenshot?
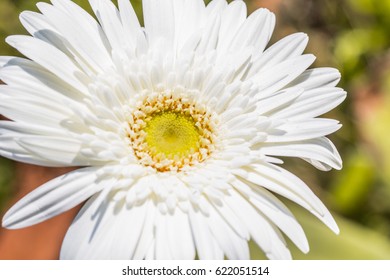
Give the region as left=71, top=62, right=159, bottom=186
left=0, top=158, right=14, bottom=212
left=330, top=150, right=376, bottom=216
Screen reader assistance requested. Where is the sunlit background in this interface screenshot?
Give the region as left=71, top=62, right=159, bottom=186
left=1, top=0, right=390, bottom=259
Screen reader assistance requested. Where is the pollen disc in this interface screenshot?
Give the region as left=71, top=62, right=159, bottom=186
left=127, top=92, right=218, bottom=172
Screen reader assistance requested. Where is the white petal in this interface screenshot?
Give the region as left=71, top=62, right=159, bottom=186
left=252, top=54, right=316, bottom=96
left=259, top=137, right=342, bottom=170
left=188, top=206, right=224, bottom=260
left=224, top=188, right=292, bottom=259
left=118, top=0, right=141, bottom=48
left=232, top=180, right=309, bottom=253
left=166, top=209, right=196, bottom=259
left=32, top=2, right=111, bottom=72
left=16, top=136, right=84, bottom=166
left=20, top=11, right=57, bottom=41
left=172, top=0, right=205, bottom=52
left=19, top=10, right=79, bottom=73
left=50, top=0, right=109, bottom=51
left=142, top=0, right=175, bottom=50
left=248, top=33, right=308, bottom=76
left=0, top=87, right=82, bottom=125
left=6, top=35, right=88, bottom=93
left=50, top=0, right=112, bottom=60
left=0, top=135, right=57, bottom=167
left=0, top=122, right=73, bottom=167
left=61, top=195, right=150, bottom=259
left=271, top=87, right=347, bottom=120
left=89, top=0, right=127, bottom=51
left=0, top=56, right=15, bottom=67
left=2, top=167, right=105, bottom=229
left=0, top=57, right=84, bottom=101
left=0, top=95, right=70, bottom=126
left=238, top=163, right=339, bottom=234
left=133, top=200, right=157, bottom=259
left=256, top=87, right=303, bottom=113
left=154, top=211, right=172, bottom=259
left=196, top=9, right=221, bottom=54
left=205, top=0, right=228, bottom=17
left=288, top=67, right=341, bottom=90
left=205, top=199, right=250, bottom=259
left=217, top=0, right=247, bottom=52
left=266, top=119, right=342, bottom=142
left=229, top=8, right=275, bottom=53
left=211, top=197, right=249, bottom=240
left=0, top=121, right=81, bottom=167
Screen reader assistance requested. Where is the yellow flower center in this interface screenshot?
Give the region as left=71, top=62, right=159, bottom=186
left=127, top=92, right=218, bottom=172
left=144, top=111, right=200, bottom=159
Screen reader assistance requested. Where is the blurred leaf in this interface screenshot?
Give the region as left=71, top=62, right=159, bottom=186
left=0, top=158, right=14, bottom=212
left=329, top=150, right=376, bottom=215
left=347, top=0, right=376, bottom=14
left=335, top=28, right=387, bottom=78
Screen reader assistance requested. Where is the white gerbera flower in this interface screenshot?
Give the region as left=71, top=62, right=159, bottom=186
left=0, top=0, right=346, bottom=260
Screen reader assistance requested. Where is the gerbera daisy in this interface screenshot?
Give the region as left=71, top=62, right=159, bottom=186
left=0, top=0, right=346, bottom=259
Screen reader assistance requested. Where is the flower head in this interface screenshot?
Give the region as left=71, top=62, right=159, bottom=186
left=0, top=0, right=346, bottom=259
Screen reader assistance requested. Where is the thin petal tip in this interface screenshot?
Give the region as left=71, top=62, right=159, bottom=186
left=2, top=212, right=16, bottom=229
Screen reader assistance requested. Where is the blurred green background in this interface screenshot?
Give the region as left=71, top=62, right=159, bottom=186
left=1, top=0, right=390, bottom=259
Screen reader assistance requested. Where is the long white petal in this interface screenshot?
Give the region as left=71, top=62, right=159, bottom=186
left=229, top=8, right=275, bottom=54
left=224, top=188, right=292, bottom=259
left=271, top=87, right=347, bottom=120
left=118, top=0, right=141, bottom=48
left=232, top=180, right=309, bottom=253
left=89, top=0, right=127, bottom=51
left=132, top=200, right=156, bottom=260
left=265, top=118, right=342, bottom=142
left=51, top=0, right=111, bottom=56
left=6, top=35, right=88, bottom=93
left=259, top=137, right=342, bottom=170
left=0, top=121, right=88, bottom=167
left=166, top=208, right=196, bottom=259
left=236, top=163, right=339, bottom=234
left=248, top=33, right=308, bottom=76
left=188, top=206, right=224, bottom=259
left=32, top=2, right=111, bottom=72
left=0, top=56, right=14, bottom=67
left=0, top=96, right=69, bottom=127
left=205, top=199, right=250, bottom=260
left=252, top=54, right=316, bottom=96
left=2, top=167, right=106, bottom=229
left=61, top=196, right=150, bottom=259
left=142, top=0, right=175, bottom=50
left=288, top=67, right=341, bottom=90
left=172, top=0, right=205, bottom=52
left=16, top=136, right=83, bottom=165
left=217, top=0, right=247, bottom=52
left=0, top=57, right=84, bottom=101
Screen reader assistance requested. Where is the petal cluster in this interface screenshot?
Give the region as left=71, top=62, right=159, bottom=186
left=0, top=0, right=346, bottom=259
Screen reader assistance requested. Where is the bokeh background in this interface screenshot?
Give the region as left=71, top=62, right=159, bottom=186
left=1, top=0, right=390, bottom=259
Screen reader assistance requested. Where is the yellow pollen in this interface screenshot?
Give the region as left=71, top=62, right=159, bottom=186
left=126, top=92, right=218, bottom=172
left=144, top=112, right=200, bottom=159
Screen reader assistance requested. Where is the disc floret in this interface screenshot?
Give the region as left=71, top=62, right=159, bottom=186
left=127, top=92, right=218, bottom=172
